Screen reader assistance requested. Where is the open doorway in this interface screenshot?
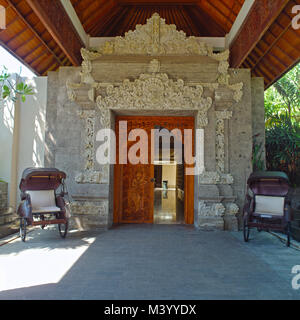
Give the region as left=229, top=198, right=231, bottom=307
left=153, top=126, right=185, bottom=224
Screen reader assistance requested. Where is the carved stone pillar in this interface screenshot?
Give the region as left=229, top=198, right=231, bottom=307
left=223, top=202, right=239, bottom=231
left=75, top=110, right=109, bottom=184
left=198, top=172, right=225, bottom=230
left=215, top=110, right=239, bottom=231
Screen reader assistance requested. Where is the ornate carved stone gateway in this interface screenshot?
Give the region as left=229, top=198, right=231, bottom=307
left=62, top=13, right=252, bottom=231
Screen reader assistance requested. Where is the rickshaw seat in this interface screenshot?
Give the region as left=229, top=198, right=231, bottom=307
left=254, top=195, right=285, bottom=217
left=26, top=190, right=61, bottom=214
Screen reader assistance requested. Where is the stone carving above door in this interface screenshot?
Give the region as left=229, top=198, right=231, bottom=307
left=81, top=13, right=224, bottom=58
left=79, top=13, right=234, bottom=88
left=68, top=13, right=244, bottom=109
left=96, top=71, right=213, bottom=128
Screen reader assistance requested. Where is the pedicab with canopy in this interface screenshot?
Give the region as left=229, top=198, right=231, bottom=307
left=243, top=171, right=292, bottom=246
left=17, top=168, right=70, bottom=241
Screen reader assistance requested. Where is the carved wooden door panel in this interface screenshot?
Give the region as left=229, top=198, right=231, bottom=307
left=115, top=117, right=154, bottom=223
left=121, top=163, right=154, bottom=223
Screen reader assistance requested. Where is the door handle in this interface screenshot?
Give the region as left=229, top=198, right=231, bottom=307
left=150, top=178, right=156, bottom=183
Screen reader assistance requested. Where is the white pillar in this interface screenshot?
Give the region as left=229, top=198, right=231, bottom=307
left=9, top=93, right=21, bottom=211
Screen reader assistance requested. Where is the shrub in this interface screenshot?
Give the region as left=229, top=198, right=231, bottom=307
left=265, top=120, right=300, bottom=186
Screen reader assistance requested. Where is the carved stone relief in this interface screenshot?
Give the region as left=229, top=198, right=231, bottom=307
left=82, top=13, right=218, bottom=58
left=96, top=71, right=213, bottom=128
left=75, top=110, right=108, bottom=184
left=215, top=110, right=233, bottom=173
left=78, top=13, right=244, bottom=97
left=198, top=171, right=234, bottom=185
left=198, top=201, right=225, bottom=217
left=224, top=203, right=239, bottom=216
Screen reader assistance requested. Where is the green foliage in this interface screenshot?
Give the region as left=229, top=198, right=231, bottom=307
left=0, top=66, right=34, bottom=102
left=264, top=63, right=300, bottom=186
left=265, top=63, right=300, bottom=128
left=265, top=119, right=300, bottom=186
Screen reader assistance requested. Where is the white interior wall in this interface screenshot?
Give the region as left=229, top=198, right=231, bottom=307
left=162, top=164, right=177, bottom=188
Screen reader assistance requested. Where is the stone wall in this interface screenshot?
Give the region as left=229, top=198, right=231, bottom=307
left=0, top=181, right=15, bottom=227
left=0, top=182, right=8, bottom=214
left=251, top=77, right=266, bottom=170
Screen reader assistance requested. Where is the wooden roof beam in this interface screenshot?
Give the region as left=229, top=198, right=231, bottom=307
left=0, top=11, right=19, bottom=34
left=4, top=0, right=65, bottom=67
left=60, top=0, right=88, bottom=47
left=206, top=0, right=234, bottom=25
left=196, top=2, right=227, bottom=34
left=0, top=39, right=40, bottom=76
left=251, top=24, right=293, bottom=71
left=265, top=57, right=300, bottom=89
left=88, top=1, right=120, bottom=36
left=27, top=0, right=84, bottom=66
left=99, top=6, right=129, bottom=36
left=230, top=0, right=290, bottom=68
left=226, top=0, right=255, bottom=48
left=81, top=0, right=116, bottom=33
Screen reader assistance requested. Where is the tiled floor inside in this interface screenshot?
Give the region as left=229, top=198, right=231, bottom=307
left=154, top=189, right=184, bottom=224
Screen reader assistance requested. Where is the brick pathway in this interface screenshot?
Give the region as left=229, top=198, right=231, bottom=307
left=0, top=225, right=300, bottom=300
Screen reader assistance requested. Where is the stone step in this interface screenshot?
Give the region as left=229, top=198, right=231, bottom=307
left=0, top=220, right=19, bottom=239
left=0, top=214, right=17, bottom=225
left=292, top=209, right=300, bottom=220
left=291, top=203, right=300, bottom=243
left=291, top=221, right=299, bottom=228
left=291, top=224, right=300, bottom=242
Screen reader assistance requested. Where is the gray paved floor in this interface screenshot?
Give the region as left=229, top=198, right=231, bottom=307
left=0, top=224, right=300, bottom=300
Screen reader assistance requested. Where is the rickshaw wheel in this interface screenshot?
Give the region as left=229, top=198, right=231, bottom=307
left=286, top=222, right=291, bottom=247
left=20, top=218, right=26, bottom=242
left=243, top=218, right=250, bottom=242
left=58, top=219, right=69, bottom=239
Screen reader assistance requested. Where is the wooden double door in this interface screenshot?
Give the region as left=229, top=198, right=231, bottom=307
left=113, top=116, right=194, bottom=225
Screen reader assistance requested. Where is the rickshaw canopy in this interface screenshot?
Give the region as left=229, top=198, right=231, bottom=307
left=247, top=171, right=289, bottom=183
left=247, top=171, right=290, bottom=197
left=19, top=168, right=66, bottom=192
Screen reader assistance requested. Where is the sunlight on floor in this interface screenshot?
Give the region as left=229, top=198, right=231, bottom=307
left=0, top=236, right=96, bottom=292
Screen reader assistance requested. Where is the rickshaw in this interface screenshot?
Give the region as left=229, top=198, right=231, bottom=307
left=17, top=168, right=70, bottom=242
left=243, top=171, right=292, bottom=246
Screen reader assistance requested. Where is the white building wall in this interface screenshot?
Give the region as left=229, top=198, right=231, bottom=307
left=17, top=77, right=48, bottom=202
left=0, top=75, right=48, bottom=209
left=0, top=93, right=14, bottom=186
